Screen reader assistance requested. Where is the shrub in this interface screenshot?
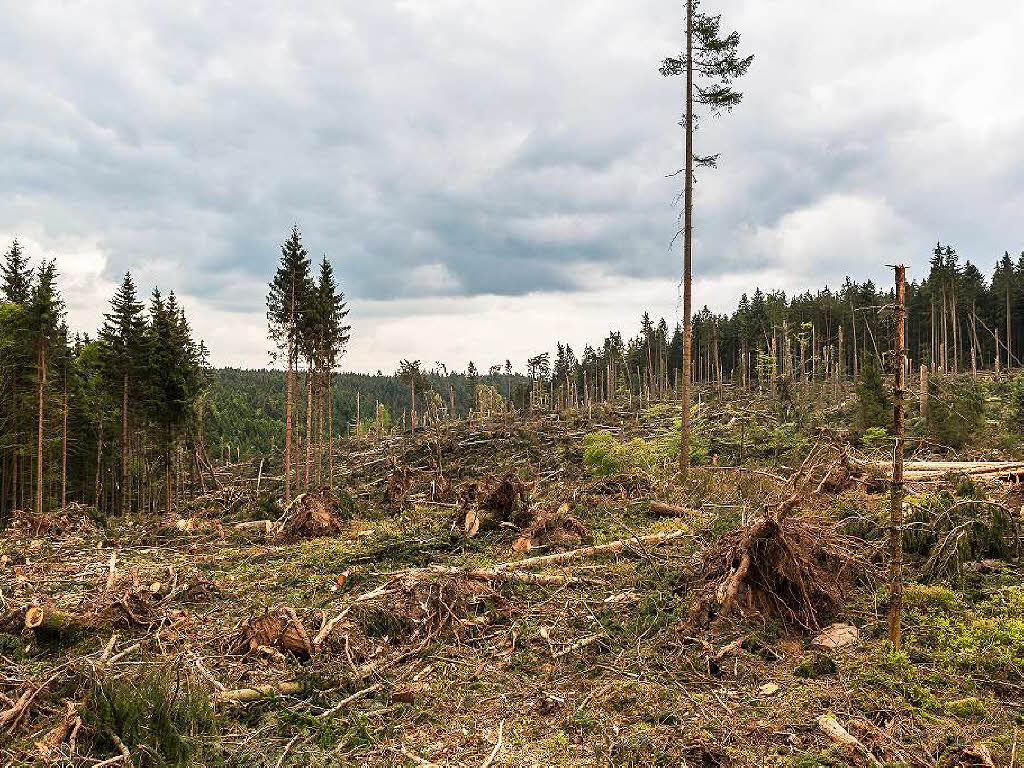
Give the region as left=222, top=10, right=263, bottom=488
left=794, top=652, right=838, bottom=679
left=82, top=666, right=218, bottom=766
left=926, top=376, right=985, bottom=449
left=1010, top=374, right=1024, bottom=428
left=582, top=407, right=708, bottom=476
left=861, top=426, right=888, bottom=449
left=943, top=696, right=989, bottom=721
left=855, top=355, right=891, bottom=432
left=915, top=587, right=1024, bottom=683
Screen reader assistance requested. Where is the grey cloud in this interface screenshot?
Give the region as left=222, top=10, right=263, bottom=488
left=2, top=0, right=1023, bottom=329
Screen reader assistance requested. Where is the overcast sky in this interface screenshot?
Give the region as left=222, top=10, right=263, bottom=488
left=2, top=1, right=1022, bottom=372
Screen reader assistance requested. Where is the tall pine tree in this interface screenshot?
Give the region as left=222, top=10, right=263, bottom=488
left=661, top=0, right=753, bottom=476
left=267, top=226, right=313, bottom=503
left=98, top=273, right=146, bottom=514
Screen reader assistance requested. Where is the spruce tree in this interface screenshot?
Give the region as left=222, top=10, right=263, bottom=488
left=144, top=289, right=200, bottom=514
left=28, top=260, right=65, bottom=517
left=99, top=273, right=146, bottom=513
left=267, top=226, right=313, bottom=503
left=660, top=0, right=753, bottom=476
left=855, top=354, right=891, bottom=433
left=2, top=239, right=33, bottom=305
left=312, top=257, right=350, bottom=486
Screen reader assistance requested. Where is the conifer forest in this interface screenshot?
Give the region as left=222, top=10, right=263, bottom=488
left=2, top=2, right=1023, bottom=767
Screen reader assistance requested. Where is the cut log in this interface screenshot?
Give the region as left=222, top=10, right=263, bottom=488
left=817, top=714, right=881, bottom=767
left=24, top=606, right=97, bottom=635
left=648, top=501, right=690, bottom=517
left=493, top=529, right=687, bottom=571
left=214, top=681, right=304, bottom=705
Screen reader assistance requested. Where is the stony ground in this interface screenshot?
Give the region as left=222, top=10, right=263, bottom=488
left=2, top=389, right=1022, bottom=766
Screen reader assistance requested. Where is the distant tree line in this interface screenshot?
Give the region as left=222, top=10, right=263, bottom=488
left=535, top=243, right=1024, bottom=408
left=1, top=240, right=209, bottom=526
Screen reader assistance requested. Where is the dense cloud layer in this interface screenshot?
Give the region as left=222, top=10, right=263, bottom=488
left=2, top=0, right=1022, bottom=369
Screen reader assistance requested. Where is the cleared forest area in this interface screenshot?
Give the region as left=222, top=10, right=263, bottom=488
left=2, top=372, right=1022, bottom=766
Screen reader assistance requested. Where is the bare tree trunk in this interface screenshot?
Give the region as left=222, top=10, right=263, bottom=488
left=61, top=368, right=68, bottom=509
left=410, top=378, right=416, bottom=431
left=304, top=366, right=312, bottom=490
left=849, top=305, right=859, bottom=379
left=284, top=341, right=293, bottom=505
left=94, top=418, right=104, bottom=512
left=121, top=373, right=129, bottom=514
left=165, top=433, right=172, bottom=516
left=889, top=265, right=906, bottom=648
left=328, top=372, right=335, bottom=488
left=36, top=342, right=46, bottom=518
left=1008, top=281, right=1013, bottom=371
left=920, top=364, right=928, bottom=421
left=679, top=0, right=694, bottom=477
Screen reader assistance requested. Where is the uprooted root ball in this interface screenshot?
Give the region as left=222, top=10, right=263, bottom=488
left=695, top=512, right=867, bottom=630
left=281, top=489, right=352, bottom=539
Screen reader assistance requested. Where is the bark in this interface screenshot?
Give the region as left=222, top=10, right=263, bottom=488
left=304, top=366, right=312, bottom=490
left=61, top=370, right=68, bottom=509
left=679, top=0, right=693, bottom=477
left=889, top=265, right=906, bottom=648
left=25, top=606, right=99, bottom=635
left=36, top=342, right=45, bottom=518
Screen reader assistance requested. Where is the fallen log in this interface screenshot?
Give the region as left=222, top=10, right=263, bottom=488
left=24, top=606, right=97, bottom=635
left=648, top=501, right=690, bottom=517
left=494, top=529, right=687, bottom=571
left=817, top=714, right=881, bottom=767
left=214, top=681, right=304, bottom=705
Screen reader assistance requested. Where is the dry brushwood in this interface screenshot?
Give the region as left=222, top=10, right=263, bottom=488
left=281, top=489, right=348, bottom=539
left=9, top=504, right=98, bottom=537
left=695, top=496, right=865, bottom=630
left=388, top=570, right=501, bottom=640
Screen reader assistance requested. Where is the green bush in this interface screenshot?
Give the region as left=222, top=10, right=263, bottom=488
left=856, top=355, right=891, bottom=431
left=913, top=587, right=1024, bottom=683
left=582, top=407, right=709, bottom=476
left=1009, top=374, right=1024, bottom=428
left=794, top=652, right=838, bottom=679
left=861, top=426, right=888, bottom=449
left=926, top=376, right=985, bottom=449
left=943, top=696, right=989, bottom=721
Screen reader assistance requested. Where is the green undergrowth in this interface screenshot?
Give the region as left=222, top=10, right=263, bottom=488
left=81, top=666, right=219, bottom=766
left=582, top=408, right=709, bottom=477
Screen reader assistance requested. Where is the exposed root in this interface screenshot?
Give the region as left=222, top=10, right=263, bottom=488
left=513, top=503, right=590, bottom=552
left=696, top=505, right=865, bottom=630
left=281, top=489, right=350, bottom=539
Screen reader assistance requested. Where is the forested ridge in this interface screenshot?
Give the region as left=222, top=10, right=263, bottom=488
left=2, top=234, right=1022, bottom=526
